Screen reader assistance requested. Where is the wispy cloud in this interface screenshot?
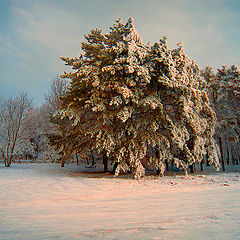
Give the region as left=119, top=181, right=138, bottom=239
left=11, top=1, right=86, bottom=72
left=0, top=0, right=239, bottom=104
left=0, top=1, right=87, bottom=103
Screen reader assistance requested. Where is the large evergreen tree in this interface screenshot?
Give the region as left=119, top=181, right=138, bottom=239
left=59, top=18, right=219, bottom=178
left=146, top=39, right=220, bottom=174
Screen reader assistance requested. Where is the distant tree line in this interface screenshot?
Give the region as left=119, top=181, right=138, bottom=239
left=201, top=65, right=240, bottom=170
left=0, top=18, right=239, bottom=178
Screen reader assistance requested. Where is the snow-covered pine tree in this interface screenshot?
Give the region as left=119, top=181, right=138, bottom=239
left=217, top=65, right=240, bottom=103
left=60, top=18, right=219, bottom=178
left=202, top=65, right=240, bottom=168
left=60, top=18, right=153, bottom=178
left=59, top=28, right=105, bottom=167
left=147, top=40, right=220, bottom=174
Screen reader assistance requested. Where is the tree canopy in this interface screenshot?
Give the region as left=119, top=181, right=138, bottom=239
left=202, top=65, right=240, bottom=168
left=59, top=18, right=219, bottom=178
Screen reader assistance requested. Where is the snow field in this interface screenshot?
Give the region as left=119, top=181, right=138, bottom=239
left=0, top=163, right=240, bottom=240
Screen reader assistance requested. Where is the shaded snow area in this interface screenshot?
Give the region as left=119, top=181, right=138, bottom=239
left=0, top=164, right=240, bottom=240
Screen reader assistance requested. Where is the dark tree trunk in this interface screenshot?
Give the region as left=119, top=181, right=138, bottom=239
left=4, top=160, right=11, bottom=168
left=206, top=152, right=210, bottom=166
left=2, top=149, right=12, bottom=168
left=61, top=159, right=65, bottom=167
left=226, top=145, right=230, bottom=165
left=156, top=168, right=164, bottom=176
left=165, top=159, right=169, bottom=171
left=219, top=137, right=225, bottom=171
left=76, top=154, right=79, bottom=166
left=200, top=160, right=204, bottom=172
left=171, top=160, right=174, bottom=170
left=103, top=152, right=108, bottom=173
left=231, top=144, right=236, bottom=165
left=113, top=162, right=119, bottom=174
left=190, top=163, right=196, bottom=173
left=90, top=149, right=95, bottom=166
left=4, top=156, right=12, bottom=168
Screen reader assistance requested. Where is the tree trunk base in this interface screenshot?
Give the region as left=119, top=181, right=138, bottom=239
left=190, top=163, right=196, bottom=173
left=103, top=153, right=108, bottom=173
left=200, top=161, right=204, bottom=172
left=4, top=159, right=11, bottom=168
left=113, top=162, right=119, bottom=174
left=183, top=168, right=188, bottom=176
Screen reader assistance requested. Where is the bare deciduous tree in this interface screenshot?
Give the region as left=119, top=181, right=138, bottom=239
left=42, top=76, right=68, bottom=118
left=41, top=76, right=72, bottom=166
left=0, top=93, right=32, bottom=167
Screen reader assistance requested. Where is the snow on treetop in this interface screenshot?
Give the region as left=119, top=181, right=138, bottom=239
left=124, top=17, right=143, bottom=45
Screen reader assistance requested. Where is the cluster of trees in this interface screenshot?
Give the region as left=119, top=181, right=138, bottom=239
left=0, top=79, right=66, bottom=167
left=48, top=18, right=236, bottom=178
left=0, top=93, right=33, bottom=167
left=202, top=65, right=240, bottom=170
left=0, top=18, right=239, bottom=178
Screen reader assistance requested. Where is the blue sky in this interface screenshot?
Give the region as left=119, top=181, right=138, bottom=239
left=0, top=0, right=240, bottom=105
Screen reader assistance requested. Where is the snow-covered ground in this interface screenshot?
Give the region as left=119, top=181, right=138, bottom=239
left=0, top=163, right=240, bottom=240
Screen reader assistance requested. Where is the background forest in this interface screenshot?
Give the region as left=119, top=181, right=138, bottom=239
left=0, top=18, right=239, bottom=179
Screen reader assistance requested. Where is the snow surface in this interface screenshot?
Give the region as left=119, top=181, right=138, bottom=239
left=0, top=163, right=240, bottom=240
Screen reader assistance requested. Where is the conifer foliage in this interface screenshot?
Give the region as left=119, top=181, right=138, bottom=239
left=202, top=65, right=240, bottom=168
left=148, top=39, right=220, bottom=174
left=59, top=18, right=219, bottom=178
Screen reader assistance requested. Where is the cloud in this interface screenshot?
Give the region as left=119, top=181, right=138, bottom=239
left=11, top=1, right=86, bottom=72
left=0, top=1, right=88, bottom=103
left=135, top=0, right=234, bottom=69
left=0, top=0, right=239, bottom=104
